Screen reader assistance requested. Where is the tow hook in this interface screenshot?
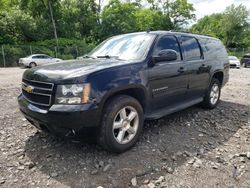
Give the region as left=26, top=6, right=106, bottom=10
left=65, top=129, right=76, bottom=137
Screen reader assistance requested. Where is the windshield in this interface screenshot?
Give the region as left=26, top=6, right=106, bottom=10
left=88, top=33, right=155, bottom=61
left=229, top=56, right=238, bottom=60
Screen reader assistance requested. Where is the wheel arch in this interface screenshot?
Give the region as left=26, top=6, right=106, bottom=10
left=29, top=62, right=37, bottom=67
left=100, top=85, right=148, bottom=113
left=211, top=71, right=224, bottom=85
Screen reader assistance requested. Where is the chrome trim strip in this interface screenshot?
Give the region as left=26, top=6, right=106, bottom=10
left=22, top=82, right=53, bottom=91
left=28, top=104, right=48, bottom=114
left=22, top=87, right=51, bottom=97
left=22, top=79, right=54, bottom=106
left=22, top=78, right=54, bottom=89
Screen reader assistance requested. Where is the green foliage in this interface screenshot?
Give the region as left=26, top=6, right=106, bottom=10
left=135, top=9, right=172, bottom=31
left=191, top=4, right=249, bottom=48
left=222, top=4, right=249, bottom=47
left=0, top=0, right=196, bottom=46
left=0, top=0, right=19, bottom=11
left=0, top=45, right=31, bottom=67
left=0, top=7, right=38, bottom=44
left=0, top=0, right=197, bottom=67
left=146, top=0, right=196, bottom=28
left=0, top=38, right=95, bottom=67
left=164, top=0, right=196, bottom=28
left=191, top=13, right=224, bottom=38
left=100, top=0, right=139, bottom=39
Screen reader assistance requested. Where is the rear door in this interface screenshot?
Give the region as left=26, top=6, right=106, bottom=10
left=148, top=35, right=189, bottom=111
left=180, top=36, right=210, bottom=99
left=32, top=55, right=43, bottom=65
left=40, top=55, right=52, bottom=65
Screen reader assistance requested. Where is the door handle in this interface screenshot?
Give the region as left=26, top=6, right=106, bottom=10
left=178, top=67, right=185, bottom=73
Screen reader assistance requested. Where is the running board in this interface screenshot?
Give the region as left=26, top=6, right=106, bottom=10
left=145, top=97, right=204, bottom=120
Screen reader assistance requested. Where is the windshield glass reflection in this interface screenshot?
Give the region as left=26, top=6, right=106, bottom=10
left=88, top=33, right=155, bottom=61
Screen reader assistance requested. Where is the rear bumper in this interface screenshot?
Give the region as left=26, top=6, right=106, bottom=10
left=18, top=94, right=101, bottom=137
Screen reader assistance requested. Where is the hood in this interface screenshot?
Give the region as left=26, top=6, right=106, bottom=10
left=23, top=59, right=130, bottom=83
left=229, top=60, right=240, bottom=64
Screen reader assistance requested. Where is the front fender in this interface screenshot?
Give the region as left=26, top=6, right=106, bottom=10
left=86, top=62, right=148, bottom=109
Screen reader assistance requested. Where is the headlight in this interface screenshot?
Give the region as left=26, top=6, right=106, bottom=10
left=56, top=84, right=90, bottom=104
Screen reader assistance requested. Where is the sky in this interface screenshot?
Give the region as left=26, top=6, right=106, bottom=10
left=188, top=0, right=250, bottom=20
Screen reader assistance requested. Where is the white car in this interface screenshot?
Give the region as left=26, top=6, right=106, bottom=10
left=19, top=54, right=62, bottom=68
left=229, top=56, right=240, bottom=69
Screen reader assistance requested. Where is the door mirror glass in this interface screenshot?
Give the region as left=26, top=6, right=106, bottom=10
left=153, top=49, right=178, bottom=63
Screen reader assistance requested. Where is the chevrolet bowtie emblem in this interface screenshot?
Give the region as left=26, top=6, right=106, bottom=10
left=24, top=85, right=34, bottom=93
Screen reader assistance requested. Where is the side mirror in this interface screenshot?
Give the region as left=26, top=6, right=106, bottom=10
left=152, top=49, right=178, bottom=63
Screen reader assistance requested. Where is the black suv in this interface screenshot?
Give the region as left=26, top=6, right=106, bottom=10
left=18, top=31, right=229, bottom=153
left=241, top=54, right=250, bottom=67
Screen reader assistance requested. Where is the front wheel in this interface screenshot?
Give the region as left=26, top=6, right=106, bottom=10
left=202, top=78, right=221, bottom=109
left=98, top=95, right=144, bottom=153
left=29, top=62, right=37, bottom=68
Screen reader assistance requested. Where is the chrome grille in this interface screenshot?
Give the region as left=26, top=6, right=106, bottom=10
left=22, top=79, right=54, bottom=106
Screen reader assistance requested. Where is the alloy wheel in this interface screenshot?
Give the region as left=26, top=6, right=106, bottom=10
left=210, top=83, right=220, bottom=105
left=112, top=106, right=139, bottom=144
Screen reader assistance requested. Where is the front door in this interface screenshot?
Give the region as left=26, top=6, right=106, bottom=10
left=148, top=35, right=188, bottom=112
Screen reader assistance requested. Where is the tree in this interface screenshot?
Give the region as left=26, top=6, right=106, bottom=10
left=164, top=0, right=196, bottom=28
left=191, top=4, right=249, bottom=48
left=57, top=0, right=99, bottom=41
left=20, top=0, right=61, bottom=43
left=135, top=9, right=172, bottom=31
left=76, top=0, right=99, bottom=39
left=191, top=13, right=224, bottom=38
left=0, top=7, right=38, bottom=44
left=222, top=4, right=249, bottom=47
left=241, top=27, right=250, bottom=47
left=0, top=0, right=18, bottom=11
left=146, top=0, right=196, bottom=28
left=100, top=0, right=139, bottom=39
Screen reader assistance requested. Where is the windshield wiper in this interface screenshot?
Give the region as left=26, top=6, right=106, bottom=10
left=96, top=55, right=119, bottom=59
left=83, top=55, right=95, bottom=59
left=96, top=55, right=126, bottom=61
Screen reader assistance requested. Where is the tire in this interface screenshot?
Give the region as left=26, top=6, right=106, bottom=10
left=29, top=62, right=37, bottom=68
left=202, top=78, right=221, bottom=109
left=98, top=95, right=144, bottom=153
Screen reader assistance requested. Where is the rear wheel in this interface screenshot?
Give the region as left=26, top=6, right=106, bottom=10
left=202, top=78, right=221, bottom=109
left=98, top=95, right=144, bottom=153
left=29, top=62, right=37, bottom=68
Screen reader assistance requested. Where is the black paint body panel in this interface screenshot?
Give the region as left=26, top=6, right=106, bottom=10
left=18, top=31, right=229, bottom=135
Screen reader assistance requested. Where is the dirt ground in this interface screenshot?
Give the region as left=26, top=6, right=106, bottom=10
left=0, top=67, right=249, bottom=188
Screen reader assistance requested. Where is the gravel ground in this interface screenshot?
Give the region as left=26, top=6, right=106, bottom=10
left=0, top=67, right=249, bottom=188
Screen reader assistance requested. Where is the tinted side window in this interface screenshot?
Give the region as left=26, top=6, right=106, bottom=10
left=41, top=55, right=48, bottom=59
left=181, top=36, right=202, bottom=61
left=154, top=35, right=181, bottom=60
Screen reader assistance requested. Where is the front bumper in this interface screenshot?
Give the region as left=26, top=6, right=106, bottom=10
left=18, top=94, right=101, bottom=137
left=230, top=64, right=240, bottom=68
left=244, top=62, right=250, bottom=67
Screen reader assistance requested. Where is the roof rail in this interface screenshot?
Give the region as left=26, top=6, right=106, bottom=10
left=169, top=30, right=191, bottom=34
left=170, top=30, right=214, bottom=38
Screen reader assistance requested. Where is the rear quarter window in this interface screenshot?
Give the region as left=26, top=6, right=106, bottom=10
left=202, top=38, right=227, bottom=59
